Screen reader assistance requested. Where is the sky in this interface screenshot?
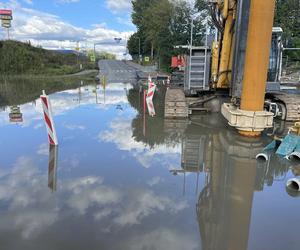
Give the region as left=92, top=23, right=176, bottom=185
left=0, top=0, right=135, bottom=57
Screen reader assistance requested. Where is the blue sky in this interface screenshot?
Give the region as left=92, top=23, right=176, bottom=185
left=0, top=0, right=135, bottom=56
left=19, top=0, right=133, bottom=31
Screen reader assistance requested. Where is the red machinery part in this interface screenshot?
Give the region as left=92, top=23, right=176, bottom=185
left=171, top=55, right=186, bottom=69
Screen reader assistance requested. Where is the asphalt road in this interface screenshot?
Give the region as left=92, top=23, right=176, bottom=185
left=98, top=60, right=137, bottom=83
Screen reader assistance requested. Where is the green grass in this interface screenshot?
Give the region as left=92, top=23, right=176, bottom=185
left=0, top=40, right=97, bottom=76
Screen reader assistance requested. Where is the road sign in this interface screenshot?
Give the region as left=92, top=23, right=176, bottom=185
left=144, top=57, right=150, bottom=62
left=2, top=19, right=11, bottom=28
left=2, top=19, right=11, bottom=25
left=0, top=15, right=12, bottom=20
left=2, top=24, right=11, bottom=28
left=90, top=55, right=96, bottom=62
left=0, top=9, right=12, bottom=15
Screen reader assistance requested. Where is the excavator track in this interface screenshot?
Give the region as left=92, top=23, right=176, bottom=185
left=273, top=94, right=300, bottom=121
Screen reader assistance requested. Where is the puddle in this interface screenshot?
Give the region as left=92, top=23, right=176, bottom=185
left=0, top=79, right=299, bottom=250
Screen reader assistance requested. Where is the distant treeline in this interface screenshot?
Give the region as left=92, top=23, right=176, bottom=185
left=0, top=40, right=96, bottom=76
left=0, top=40, right=95, bottom=75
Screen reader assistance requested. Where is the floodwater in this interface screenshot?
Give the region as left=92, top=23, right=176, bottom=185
left=0, top=78, right=300, bottom=250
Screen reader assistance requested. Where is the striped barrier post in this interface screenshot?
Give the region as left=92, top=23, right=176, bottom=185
left=146, top=98, right=156, bottom=117
left=146, top=81, right=156, bottom=101
left=48, top=145, right=58, bottom=192
left=146, top=77, right=156, bottom=117
left=143, top=90, right=146, bottom=136
left=40, top=90, right=58, bottom=145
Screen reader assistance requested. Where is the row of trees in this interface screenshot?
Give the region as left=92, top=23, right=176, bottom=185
left=274, top=0, right=300, bottom=63
left=128, top=0, right=300, bottom=71
left=127, top=0, right=205, bottom=71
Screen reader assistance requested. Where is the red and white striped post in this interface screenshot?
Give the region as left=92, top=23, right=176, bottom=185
left=167, top=76, right=170, bottom=85
left=146, top=98, right=156, bottom=117
left=146, top=77, right=156, bottom=117
left=40, top=90, right=58, bottom=145
left=143, top=90, right=146, bottom=136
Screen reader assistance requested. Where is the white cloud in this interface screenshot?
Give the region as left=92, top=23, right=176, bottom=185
left=23, top=0, right=33, bottom=4
left=0, top=0, right=134, bottom=58
left=57, top=0, right=80, bottom=4
left=106, top=0, right=132, bottom=13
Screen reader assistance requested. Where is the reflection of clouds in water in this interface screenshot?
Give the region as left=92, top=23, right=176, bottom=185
left=0, top=157, right=187, bottom=241
left=147, top=176, right=164, bottom=186
left=0, top=83, right=133, bottom=127
left=99, top=119, right=181, bottom=168
left=0, top=157, right=57, bottom=239
left=123, top=228, right=199, bottom=250
left=37, top=143, right=49, bottom=156
left=65, top=176, right=121, bottom=215
left=62, top=122, right=86, bottom=130
left=113, top=189, right=187, bottom=227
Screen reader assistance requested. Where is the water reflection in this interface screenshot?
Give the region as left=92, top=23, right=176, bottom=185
left=128, top=86, right=294, bottom=250
left=173, top=122, right=291, bottom=250
left=9, top=106, right=23, bottom=123
left=48, top=145, right=58, bottom=192
left=0, top=80, right=299, bottom=250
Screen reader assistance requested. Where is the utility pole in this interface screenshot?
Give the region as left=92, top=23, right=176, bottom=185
left=137, top=37, right=141, bottom=64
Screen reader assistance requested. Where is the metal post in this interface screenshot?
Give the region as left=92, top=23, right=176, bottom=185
left=138, top=37, right=141, bottom=64
left=239, top=0, right=276, bottom=137
left=189, top=18, right=194, bottom=90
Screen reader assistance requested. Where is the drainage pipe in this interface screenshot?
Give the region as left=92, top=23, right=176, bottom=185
left=286, top=178, right=300, bottom=192
left=288, top=143, right=300, bottom=161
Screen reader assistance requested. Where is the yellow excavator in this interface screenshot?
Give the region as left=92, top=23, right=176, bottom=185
left=181, top=0, right=300, bottom=137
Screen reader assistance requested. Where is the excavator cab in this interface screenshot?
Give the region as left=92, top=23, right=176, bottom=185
left=268, top=27, right=283, bottom=83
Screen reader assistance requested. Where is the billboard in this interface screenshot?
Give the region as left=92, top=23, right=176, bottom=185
left=1, top=19, right=11, bottom=28
left=0, top=10, right=12, bottom=29
left=2, top=19, right=11, bottom=25
left=0, top=9, right=12, bottom=15
left=0, top=15, right=12, bottom=20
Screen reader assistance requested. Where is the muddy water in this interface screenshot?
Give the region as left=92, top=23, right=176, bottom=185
left=0, top=79, right=299, bottom=250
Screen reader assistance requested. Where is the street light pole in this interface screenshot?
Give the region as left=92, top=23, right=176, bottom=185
left=138, top=37, right=141, bottom=64
left=189, top=18, right=194, bottom=90
left=93, top=37, right=122, bottom=60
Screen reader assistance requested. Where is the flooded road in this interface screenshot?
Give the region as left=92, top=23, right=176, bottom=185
left=0, top=79, right=299, bottom=250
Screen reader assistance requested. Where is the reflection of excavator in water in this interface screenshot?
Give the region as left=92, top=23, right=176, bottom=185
left=167, top=116, right=290, bottom=250
left=167, top=0, right=300, bottom=137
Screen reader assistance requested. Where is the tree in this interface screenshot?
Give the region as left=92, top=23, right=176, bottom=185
left=275, top=0, right=300, bottom=62
left=142, top=0, right=174, bottom=69
left=128, top=0, right=212, bottom=71
left=127, top=32, right=141, bottom=60
left=172, top=1, right=204, bottom=47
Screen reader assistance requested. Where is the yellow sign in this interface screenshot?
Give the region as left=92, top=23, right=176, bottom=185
left=90, top=55, right=95, bottom=62
left=144, top=57, right=150, bottom=62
